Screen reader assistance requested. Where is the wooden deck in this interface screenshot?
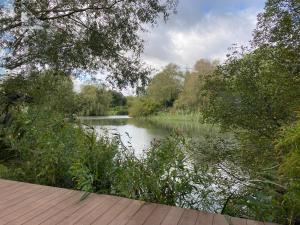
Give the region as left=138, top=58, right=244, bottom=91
left=0, top=179, right=276, bottom=225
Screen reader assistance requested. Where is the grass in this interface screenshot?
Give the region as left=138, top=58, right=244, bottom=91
left=147, top=111, right=204, bottom=124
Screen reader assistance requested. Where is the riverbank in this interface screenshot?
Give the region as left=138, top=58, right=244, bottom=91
left=146, top=111, right=203, bottom=123
left=139, top=111, right=222, bottom=138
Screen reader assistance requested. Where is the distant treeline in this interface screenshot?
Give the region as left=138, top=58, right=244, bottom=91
left=76, top=85, right=128, bottom=116
left=127, top=59, right=218, bottom=117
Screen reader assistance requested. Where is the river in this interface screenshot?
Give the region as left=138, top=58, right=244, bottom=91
left=80, top=115, right=221, bottom=155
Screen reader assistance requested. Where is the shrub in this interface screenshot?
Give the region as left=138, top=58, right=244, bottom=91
left=128, top=97, right=160, bottom=117
left=276, top=122, right=300, bottom=223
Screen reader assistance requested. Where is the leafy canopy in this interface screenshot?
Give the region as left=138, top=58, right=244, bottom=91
left=0, top=0, right=177, bottom=87
left=175, top=59, right=217, bottom=111
left=147, top=64, right=183, bottom=108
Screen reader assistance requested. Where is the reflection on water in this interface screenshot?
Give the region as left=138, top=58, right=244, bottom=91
left=80, top=115, right=219, bottom=155
left=80, top=116, right=169, bottom=155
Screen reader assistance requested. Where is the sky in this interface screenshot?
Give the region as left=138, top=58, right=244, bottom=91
left=75, top=0, right=266, bottom=93
left=141, top=0, right=266, bottom=70
left=0, top=0, right=266, bottom=92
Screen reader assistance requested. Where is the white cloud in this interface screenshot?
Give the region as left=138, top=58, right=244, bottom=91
left=142, top=7, right=261, bottom=70
left=73, top=0, right=266, bottom=94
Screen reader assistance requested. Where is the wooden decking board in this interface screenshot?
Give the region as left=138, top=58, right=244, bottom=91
left=0, top=184, right=46, bottom=209
left=0, top=187, right=58, bottom=225
left=92, top=197, right=133, bottom=225
left=160, top=206, right=185, bottom=225
left=108, top=200, right=144, bottom=225
left=21, top=191, right=83, bottom=225
left=0, top=186, right=48, bottom=219
left=178, top=209, right=199, bottom=225
left=213, top=214, right=230, bottom=225
left=0, top=182, right=28, bottom=199
left=73, top=195, right=121, bottom=225
left=2, top=188, right=68, bottom=225
left=0, top=185, right=39, bottom=206
left=56, top=195, right=107, bottom=225
left=5, top=190, right=75, bottom=225
left=196, top=211, right=214, bottom=225
left=40, top=194, right=104, bottom=225
left=231, top=217, right=247, bottom=225
left=0, top=180, right=18, bottom=189
left=247, top=220, right=265, bottom=225
left=0, top=179, right=278, bottom=225
left=125, top=203, right=157, bottom=225
left=143, top=204, right=171, bottom=225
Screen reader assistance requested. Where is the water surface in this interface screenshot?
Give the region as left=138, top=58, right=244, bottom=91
left=80, top=115, right=219, bottom=155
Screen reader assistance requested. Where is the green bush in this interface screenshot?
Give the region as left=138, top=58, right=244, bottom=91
left=128, top=97, right=160, bottom=117
left=276, top=122, right=300, bottom=223
left=1, top=106, right=118, bottom=190
left=109, top=106, right=129, bottom=115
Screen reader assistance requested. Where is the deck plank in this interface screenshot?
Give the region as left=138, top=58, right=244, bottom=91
left=213, top=214, right=230, bottom=225
left=196, top=211, right=214, bottom=225
left=0, top=185, right=47, bottom=219
left=73, top=195, right=121, bottom=225
left=57, top=195, right=109, bottom=225
left=0, top=184, right=45, bottom=209
left=92, top=197, right=133, bottom=225
left=178, top=209, right=199, bottom=225
left=0, top=182, right=29, bottom=200
left=0, top=179, right=278, bottom=225
left=108, top=200, right=144, bottom=225
left=40, top=193, right=104, bottom=225
left=6, top=190, right=75, bottom=225
left=21, top=191, right=82, bottom=225
left=247, top=220, right=265, bottom=225
left=0, top=187, right=60, bottom=225
left=143, top=204, right=171, bottom=225
left=125, top=203, right=157, bottom=225
left=160, top=206, right=185, bottom=225
left=231, top=217, right=247, bottom=225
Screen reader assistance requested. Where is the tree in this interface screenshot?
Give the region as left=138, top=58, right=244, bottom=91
left=175, top=59, right=217, bottom=110
left=198, top=1, right=300, bottom=222
left=275, top=121, right=300, bottom=223
left=78, top=84, right=112, bottom=116
left=253, top=0, right=299, bottom=86
left=0, top=70, right=77, bottom=115
left=254, top=0, right=299, bottom=50
left=128, top=97, right=160, bottom=117
left=203, top=47, right=300, bottom=140
left=109, top=90, right=127, bottom=107
left=147, top=64, right=183, bottom=108
left=0, top=0, right=177, bottom=87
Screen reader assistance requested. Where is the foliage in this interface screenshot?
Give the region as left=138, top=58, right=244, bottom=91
left=1, top=70, right=77, bottom=115
left=175, top=59, right=217, bottom=111
left=0, top=72, right=219, bottom=211
left=276, top=121, right=300, bottom=224
left=0, top=0, right=299, bottom=224
left=0, top=0, right=177, bottom=87
left=0, top=106, right=118, bottom=189
left=202, top=47, right=300, bottom=140
left=195, top=0, right=300, bottom=223
left=110, top=90, right=127, bottom=107
left=113, top=135, right=213, bottom=208
left=128, top=97, right=160, bottom=117
left=108, top=90, right=128, bottom=115
left=147, top=64, right=183, bottom=108
left=109, top=106, right=129, bottom=115
left=77, top=84, right=112, bottom=116
left=70, top=128, right=119, bottom=193
left=254, top=0, right=300, bottom=50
